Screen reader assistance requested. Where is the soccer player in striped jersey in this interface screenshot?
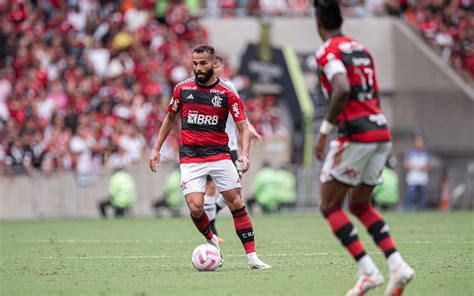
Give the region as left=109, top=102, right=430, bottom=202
left=149, top=45, right=270, bottom=270
left=313, top=1, right=414, bottom=295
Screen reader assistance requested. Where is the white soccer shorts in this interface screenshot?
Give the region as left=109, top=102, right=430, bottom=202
left=320, top=140, right=392, bottom=186
left=180, top=159, right=242, bottom=196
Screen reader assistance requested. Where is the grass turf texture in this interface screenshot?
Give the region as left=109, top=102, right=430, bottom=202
left=1, top=211, right=473, bottom=295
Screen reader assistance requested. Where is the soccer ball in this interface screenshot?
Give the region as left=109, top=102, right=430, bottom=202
left=192, top=244, right=221, bottom=271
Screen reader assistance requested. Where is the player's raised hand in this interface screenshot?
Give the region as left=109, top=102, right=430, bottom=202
left=314, top=133, right=328, bottom=161
left=148, top=149, right=161, bottom=172
left=238, top=154, right=250, bottom=174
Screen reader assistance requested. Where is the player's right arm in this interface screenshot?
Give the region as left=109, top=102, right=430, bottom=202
left=149, top=85, right=182, bottom=172
left=149, top=112, right=178, bottom=172
left=314, top=73, right=350, bottom=160
left=314, top=46, right=350, bottom=160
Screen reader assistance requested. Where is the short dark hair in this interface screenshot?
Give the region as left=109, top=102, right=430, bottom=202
left=313, top=0, right=343, bottom=30
left=193, top=45, right=216, bottom=58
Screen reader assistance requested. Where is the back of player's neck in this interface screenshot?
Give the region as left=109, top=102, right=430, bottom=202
left=324, top=30, right=343, bottom=41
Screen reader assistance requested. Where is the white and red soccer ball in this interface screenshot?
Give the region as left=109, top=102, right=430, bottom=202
left=192, top=244, right=221, bottom=271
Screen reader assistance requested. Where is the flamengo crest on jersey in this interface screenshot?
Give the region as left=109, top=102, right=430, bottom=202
left=315, top=36, right=391, bottom=143
left=167, top=77, right=247, bottom=163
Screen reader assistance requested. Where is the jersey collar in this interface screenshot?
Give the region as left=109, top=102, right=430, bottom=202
left=196, top=78, right=220, bottom=89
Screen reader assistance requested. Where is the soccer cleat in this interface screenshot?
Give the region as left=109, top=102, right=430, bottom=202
left=207, top=235, right=224, bottom=267
left=384, top=262, right=415, bottom=296
left=346, top=270, right=384, bottom=296
left=248, top=257, right=271, bottom=270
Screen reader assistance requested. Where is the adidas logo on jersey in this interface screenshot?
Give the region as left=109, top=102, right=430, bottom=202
left=187, top=94, right=194, bottom=100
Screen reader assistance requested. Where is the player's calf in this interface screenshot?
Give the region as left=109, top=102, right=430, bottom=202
left=191, top=211, right=214, bottom=240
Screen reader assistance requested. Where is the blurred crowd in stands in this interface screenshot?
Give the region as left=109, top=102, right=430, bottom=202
left=205, top=0, right=474, bottom=80
left=339, top=0, right=473, bottom=80
left=0, top=0, right=287, bottom=177
left=405, top=1, right=474, bottom=80
left=0, top=0, right=472, bottom=177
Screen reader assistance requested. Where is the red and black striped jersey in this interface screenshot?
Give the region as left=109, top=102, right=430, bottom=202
left=316, top=35, right=391, bottom=143
left=167, top=77, right=247, bottom=163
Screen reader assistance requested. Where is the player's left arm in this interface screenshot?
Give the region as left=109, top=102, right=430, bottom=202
left=229, top=90, right=250, bottom=173
left=235, top=120, right=250, bottom=174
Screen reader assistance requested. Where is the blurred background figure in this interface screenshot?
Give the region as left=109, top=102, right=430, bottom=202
left=373, top=155, right=400, bottom=210
left=151, top=165, right=183, bottom=217
left=275, top=164, right=297, bottom=211
left=98, top=166, right=137, bottom=218
left=248, top=162, right=297, bottom=213
left=403, top=136, right=432, bottom=211
left=248, top=161, right=280, bottom=213
left=203, top=175, right=226, bottom=242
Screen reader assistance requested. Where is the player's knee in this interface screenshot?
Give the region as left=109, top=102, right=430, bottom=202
left=319, top=201, right=342, bottom=218
left=349, top=202, right=370, bottom=216
left=225, top=195, right=244, bottom=211
left=188, top=202, right=204, bottom=217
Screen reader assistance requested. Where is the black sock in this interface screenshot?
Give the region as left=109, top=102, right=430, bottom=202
left=209, top=219, right=218, bottom=236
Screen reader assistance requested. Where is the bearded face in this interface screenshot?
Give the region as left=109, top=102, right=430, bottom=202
left=194, top=66, right=214, bottom=84
left=192, top=51, right=215, bottom=84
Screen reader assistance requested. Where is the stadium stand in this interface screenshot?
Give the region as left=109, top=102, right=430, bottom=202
left=0, top=1, right=287, bottom=176
left=404, top=0, right=474, bottom=81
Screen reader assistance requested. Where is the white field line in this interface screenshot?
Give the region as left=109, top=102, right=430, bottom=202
left=40, top=253, right=331, bottom=260
left=2, top=239, right=473, bottom=245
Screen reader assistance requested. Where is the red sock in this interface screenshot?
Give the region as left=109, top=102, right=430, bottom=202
left=191, top=212, right=214, bottom=240
left=323, top=206, right=366, bottom=261
left=231, top=207, right=255, bottom=254
left=351, top=204, right=397, bottom=258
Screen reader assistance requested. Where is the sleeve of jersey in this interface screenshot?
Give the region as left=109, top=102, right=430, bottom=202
left=166, top=85, right=182, bottom=114
left=318, top=50, right=347, bottom=81
left=228, top=93, right=246, bottom=123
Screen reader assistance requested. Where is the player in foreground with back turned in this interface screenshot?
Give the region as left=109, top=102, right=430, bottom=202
left=312, top=1, right=414, bottom=295
left=149, top=45, right=270, bottom=270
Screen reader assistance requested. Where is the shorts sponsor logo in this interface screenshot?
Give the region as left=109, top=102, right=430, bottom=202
left=181, top=181, right=187, bottom=191
left=187, top=111, right=219, bottom=125
left=236, top=178, right=241, bottom=185
left=342, top=168, right=359, bottom=180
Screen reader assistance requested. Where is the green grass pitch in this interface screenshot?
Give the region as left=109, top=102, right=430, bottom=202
left=1, top=211, right=473, bottom=295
